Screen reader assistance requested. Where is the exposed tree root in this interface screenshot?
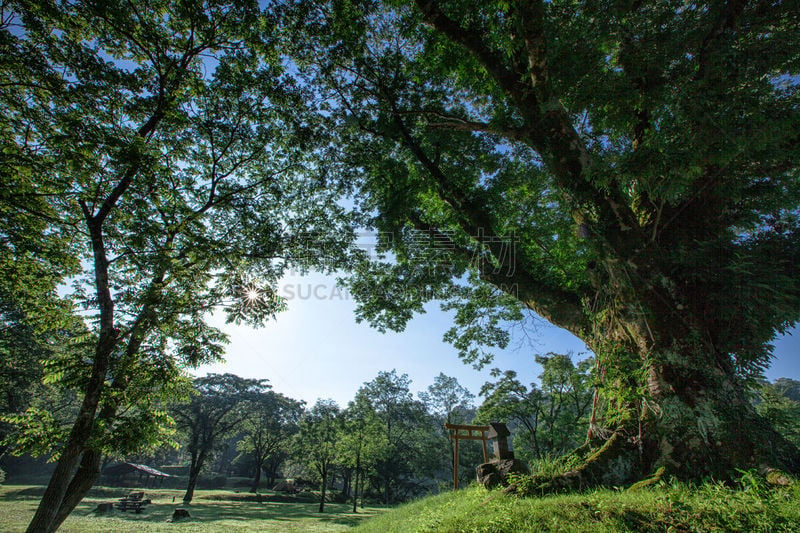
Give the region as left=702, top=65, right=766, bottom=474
left=502, top=432, right=639, bottom=497
left=627, top=466, right=666, bottom=492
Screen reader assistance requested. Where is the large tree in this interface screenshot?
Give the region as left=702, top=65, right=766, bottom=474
left=285, top=0, right=800, bottom=489
left=1, top=1, right=356, bottom=530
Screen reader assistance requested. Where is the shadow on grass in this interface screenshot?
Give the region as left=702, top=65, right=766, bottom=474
left=1, top=485, right=385, bottom=531
left=0, top=485, right=181, bottom=501
left=73, top=497, right=381, bottom=527
left=0, top=487, right=46, bottom=500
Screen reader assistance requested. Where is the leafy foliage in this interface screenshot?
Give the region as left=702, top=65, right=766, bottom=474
left=755, top=379, right=800, bottom=448
left=236, top=389, right=304, bottom=492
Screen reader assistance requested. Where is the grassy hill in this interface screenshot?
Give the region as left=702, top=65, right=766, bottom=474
left=354, top=476, right=800, bottom=532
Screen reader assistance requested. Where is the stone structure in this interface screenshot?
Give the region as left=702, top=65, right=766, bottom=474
left=476, top=422, right=528, bottom=488
left=476, top=458, right=529, bottom=488
left=487, top=422, right=513, bottom=460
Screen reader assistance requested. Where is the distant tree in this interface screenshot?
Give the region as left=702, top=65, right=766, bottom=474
left=293, top=399, right=341, bottom=513
left=340, top=395, right=386, bottom=512
left=172, top=374, right=269, bottom=503
left=263, top=450, right=288, bottom=487
left=478, top=353, right=593, bottom=462
left=358, top=370, right=430, bottom=503
left=420, top=373, right=475, bottom=425
left=771, top=378, right=800, bottom=403
left=419, top=373, right=476, bottom=487
left=237, top=391, right=304, bottom=493
left=0, top=303, right=56, bottom=451
left=1, top=78, right=81, bottom=436
left=755, top=379, right=800, bottom=448
left=536, top=354, right=594, bottom=454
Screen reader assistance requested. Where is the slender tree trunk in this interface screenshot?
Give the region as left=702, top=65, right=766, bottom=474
left=352, top=450, right=361, bottom=513
left=26, top=445, right=85, bottom=533
left=251, top=465, right=262, bottom=493
left=251, top=449, right=263, bottom=493
left=318, top=469, right=327, bottom=513
left=183, top=451, right=206, bottom=504
left=360, top=473, right=365, bottom=509
left=352, top=468, right=359, bottom=513
left=26, top=199, right=146, bottom=531
left=342, top=469, right=351, bottom=498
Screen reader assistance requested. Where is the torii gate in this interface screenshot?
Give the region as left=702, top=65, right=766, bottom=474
left=444, top=423, right=489, bottom=490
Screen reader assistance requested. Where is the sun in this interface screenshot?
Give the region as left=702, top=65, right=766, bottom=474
left=245, top=287, right=261, bottom=302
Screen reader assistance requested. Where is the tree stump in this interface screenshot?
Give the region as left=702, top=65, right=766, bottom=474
left=171, top=508, right=191, bottom=521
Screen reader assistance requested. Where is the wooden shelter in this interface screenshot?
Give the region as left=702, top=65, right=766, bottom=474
left=103, top=462, right=171, bottom=488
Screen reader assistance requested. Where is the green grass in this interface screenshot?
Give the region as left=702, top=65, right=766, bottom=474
left=0, top=485, right=387, bottom=532
left=353, top=480, right=800, bottom=532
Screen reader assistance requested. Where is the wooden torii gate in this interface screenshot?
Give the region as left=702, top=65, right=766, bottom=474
left=444, top=423, right=490, bottom=490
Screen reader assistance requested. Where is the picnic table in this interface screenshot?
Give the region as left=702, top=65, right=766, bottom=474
left=115, top=491, right=150, bottom=513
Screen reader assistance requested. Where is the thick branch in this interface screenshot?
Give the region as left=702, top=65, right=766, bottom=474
left=421, top=110, right=528, bottom=142
left=413, top=0, right=537, bottom=118
left=413, top=0, right=640, bottom=242
left=408, top=215, right=587, bottom=337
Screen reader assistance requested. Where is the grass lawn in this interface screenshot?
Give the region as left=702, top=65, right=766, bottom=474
left=0, top=485, right=387, bottom=532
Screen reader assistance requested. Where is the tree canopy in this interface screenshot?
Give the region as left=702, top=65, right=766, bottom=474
left=236, top=388, right=304, bottom=492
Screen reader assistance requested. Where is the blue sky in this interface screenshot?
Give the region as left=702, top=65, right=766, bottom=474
left=197, top=270, right=800, bottom=407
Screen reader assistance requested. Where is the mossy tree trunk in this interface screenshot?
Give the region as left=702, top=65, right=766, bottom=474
left=547, top=280, right=800, bottom=492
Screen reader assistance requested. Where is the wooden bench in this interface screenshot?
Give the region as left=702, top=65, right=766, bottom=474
left=116, top=492, right=150, bottom=513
